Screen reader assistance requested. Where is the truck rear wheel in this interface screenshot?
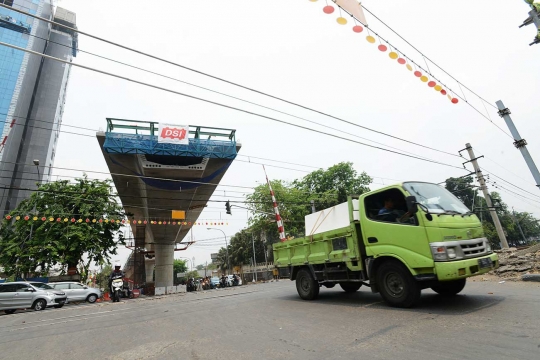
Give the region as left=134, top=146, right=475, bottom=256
left=339, top=282, right=362, bottom=293
left=296, top=269, right=319, bottom=300
left=376, top=261, right=420, bottom=308
left=431, top=279, right=466, bottom=296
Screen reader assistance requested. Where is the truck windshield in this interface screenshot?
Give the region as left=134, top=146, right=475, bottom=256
left=403, top=182, right=470, bottom=215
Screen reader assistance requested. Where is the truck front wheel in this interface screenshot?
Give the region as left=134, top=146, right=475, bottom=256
left=431, top=279, right=466, bottom=296
left=339, top=282, right=362, bottom=293
left=376, top=261, right=420, bottom=308
left=296, top=269, right=320, bottom=300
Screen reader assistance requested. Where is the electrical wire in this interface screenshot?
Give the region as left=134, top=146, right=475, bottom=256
left=333, top=3, right=513, bottom=139
left=1, top=112, right=404, bottom=184
left=0, top=41, right=467, bottom=171
left=361, top=5, right=498, bottom=110
left=0, top=3, right=466, bottom=158
left=481, top=168, right=540, bottom=201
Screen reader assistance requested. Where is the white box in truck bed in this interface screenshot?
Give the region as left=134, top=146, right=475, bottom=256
left=305, top=200, right=359, bottom=236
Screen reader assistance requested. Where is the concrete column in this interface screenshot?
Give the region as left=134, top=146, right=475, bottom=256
left=133, top=225, right=146, bottom=286
left=154, top=243, right=174, bottom=288
left=145, top=258, right=155, bottom=284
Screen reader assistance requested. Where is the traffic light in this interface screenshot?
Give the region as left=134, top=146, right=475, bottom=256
left=225, top=200, right=231, bottom=215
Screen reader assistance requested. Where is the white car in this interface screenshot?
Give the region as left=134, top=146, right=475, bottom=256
left=49, top=282, right=101, bottom=303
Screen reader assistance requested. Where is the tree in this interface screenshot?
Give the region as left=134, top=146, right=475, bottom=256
left=173, top=259, right=188, bottom=275
left=225, top=162, right=373, bottom=266
left=0, top=176, right=127, bottom=279
left=295, top=162, right=372, bottom=208
left=95, top=263, right=113, bottom=291
left=444, top=177, right=540, bottom=248
left=196, top=264, right=204, bottom=271
left=445, top=176, right=477, bottom=211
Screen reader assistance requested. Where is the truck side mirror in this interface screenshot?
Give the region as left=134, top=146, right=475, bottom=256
left=405, top=196, right=418, bottom=214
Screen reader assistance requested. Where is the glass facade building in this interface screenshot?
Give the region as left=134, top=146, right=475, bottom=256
left=0, top=0, right=77, bottom=212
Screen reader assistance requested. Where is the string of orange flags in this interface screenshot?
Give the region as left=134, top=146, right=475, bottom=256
left=312, top=0, right=459, bottom=104
left=3, top=215, right=229, bottom=226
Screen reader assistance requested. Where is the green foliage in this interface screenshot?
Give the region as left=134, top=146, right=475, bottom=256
left=185, top=270, right=200, bottom=279
left=173, top=259, right=188, bottom=275
left=0, top=176, right=126, bottom=278
left=223, top=162, right=372, bottom=266
left=246, top=162, right=372, bottom=239
left=95, top=263, right=113, bottom=291
left=196, top=264, right=204, bottom=270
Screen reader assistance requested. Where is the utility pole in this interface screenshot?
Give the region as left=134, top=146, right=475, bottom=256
left=464, top=143, right=509, bottom=249
left=496, top=101, right=540, bottom=191
left=512, top=207, right=527, bottom=244
left=251, top=233, right=257, bottom=282
left=311, top=200, right=316, bottom=214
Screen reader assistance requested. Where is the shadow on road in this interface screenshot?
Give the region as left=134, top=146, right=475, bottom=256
left=276, top=288, right=505, bottom=315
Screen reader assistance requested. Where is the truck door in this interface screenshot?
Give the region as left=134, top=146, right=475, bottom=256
left=361, top=188, right=433, bottom=270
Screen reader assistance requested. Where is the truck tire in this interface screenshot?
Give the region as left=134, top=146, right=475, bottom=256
left=376, top=261, right=420, bottom=308
left=296, top=269, right=320, bottom=300
left=431, top=279, right=466, bottom=296
left=339, top=282, right=362, bottom=293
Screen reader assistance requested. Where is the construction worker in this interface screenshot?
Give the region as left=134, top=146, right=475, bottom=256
left=524, top=0, right=540, bottom=40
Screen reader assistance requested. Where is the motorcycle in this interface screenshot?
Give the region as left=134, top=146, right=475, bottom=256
left=110, top=276, right=123, bottom=302
left=219, top=276, right=228, bottom=288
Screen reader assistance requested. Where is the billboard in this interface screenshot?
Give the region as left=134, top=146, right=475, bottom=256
left=158, top=123, right=189, bottom=145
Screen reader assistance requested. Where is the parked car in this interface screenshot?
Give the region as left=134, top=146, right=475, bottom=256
left=210, top=277, right=220, bottom=288
left=0, top=281, right=67, bottom=314
left=49, top=282, right=101, bottom=303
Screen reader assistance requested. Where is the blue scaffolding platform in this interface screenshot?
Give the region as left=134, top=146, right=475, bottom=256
left=102, top=119, right=237, bottom=159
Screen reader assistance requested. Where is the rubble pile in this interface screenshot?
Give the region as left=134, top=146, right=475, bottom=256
left=490, top=243, right=540, bottom=280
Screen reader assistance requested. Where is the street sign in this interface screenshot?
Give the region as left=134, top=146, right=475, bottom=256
left=177, top=272, right=186, bottom=278
left=171, top=210, right=186, bottom=220
left=210, top=253, right=218, bottom=261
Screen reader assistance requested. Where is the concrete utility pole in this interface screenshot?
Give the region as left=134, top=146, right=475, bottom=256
left=251, top=233, right=257, bottom=282
left=465, top=143, right=509, bottom=249
left=311, top=200, right=316, bottom=214
left=496, top=100, right=540, bottom=191
left=512, top=207, right=527, bottom=244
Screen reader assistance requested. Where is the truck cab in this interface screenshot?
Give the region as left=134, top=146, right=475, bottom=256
left=273, top=182, right=498, bottom=308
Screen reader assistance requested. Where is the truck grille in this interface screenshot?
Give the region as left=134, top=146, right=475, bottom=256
left=461, top=239, right=486, bottom=258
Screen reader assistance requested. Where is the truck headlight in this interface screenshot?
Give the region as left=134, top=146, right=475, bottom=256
left=431, top=246, right=448, bottom=261
left=486, top=242, right=492, bottom=253
left=447, top=247, right=457, bottom=259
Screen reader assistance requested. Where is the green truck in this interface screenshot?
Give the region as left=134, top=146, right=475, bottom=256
left=273, top=181, right=499, bottom=308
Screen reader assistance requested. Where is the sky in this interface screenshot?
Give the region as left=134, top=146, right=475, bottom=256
left=48, top=0, right=540, bottom=267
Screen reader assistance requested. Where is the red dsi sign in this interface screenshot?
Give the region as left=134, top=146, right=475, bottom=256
left=158, top=123, right=189, bottom=144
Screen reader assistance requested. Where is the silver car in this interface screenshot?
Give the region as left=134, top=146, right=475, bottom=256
left=49, top=282, right=101, bottom=303
left=0, top=281, right=67, bottom=314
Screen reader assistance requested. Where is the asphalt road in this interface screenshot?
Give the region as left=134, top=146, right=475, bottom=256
left=1, top=279, right=539, bottom=360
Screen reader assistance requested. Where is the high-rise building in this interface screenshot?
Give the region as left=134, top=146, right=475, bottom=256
left=0, top=0, right=77, bottom=212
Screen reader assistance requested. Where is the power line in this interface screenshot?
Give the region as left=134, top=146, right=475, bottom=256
left=338, top=3, right=513, bottom=139
left=0, top=3, right=464, bottom=159
left=482, top=168, right=540, bottom=201
left=361, top=5, right=498, bottom=110
left=0, top=41, right=466, bottom=171
left=2, top=111, right=404, bottom=183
